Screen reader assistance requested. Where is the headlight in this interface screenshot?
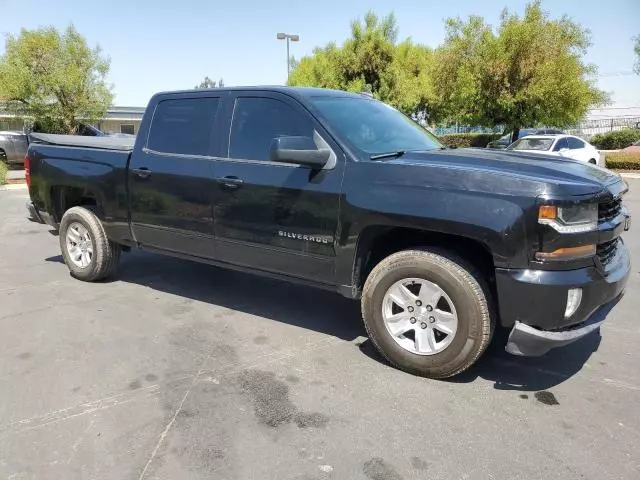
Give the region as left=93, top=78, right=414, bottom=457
left=538, top=204, right=597, bottom=233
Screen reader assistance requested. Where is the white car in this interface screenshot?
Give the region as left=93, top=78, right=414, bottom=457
left=506, top=134, right=603, bottom=166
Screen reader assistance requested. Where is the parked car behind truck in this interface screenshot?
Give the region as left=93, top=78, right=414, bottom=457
left=0, top=131, right=29, bottom=165
left=486, top=128, right=565, bottom=149
left=506, top=134, right=603, bottom=166
left=25, top=87, right=631, bottom=378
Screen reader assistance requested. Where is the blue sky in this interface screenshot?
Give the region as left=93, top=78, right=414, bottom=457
left=2, top=0, right=639, bottom=107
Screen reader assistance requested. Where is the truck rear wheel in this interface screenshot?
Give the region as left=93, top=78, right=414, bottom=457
left=361, top=249, right=493, bottom=379
left=59, top=206, right=120, bottom=282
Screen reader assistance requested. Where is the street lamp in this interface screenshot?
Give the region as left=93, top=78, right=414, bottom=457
left=276, top=32, right=299, bottom=84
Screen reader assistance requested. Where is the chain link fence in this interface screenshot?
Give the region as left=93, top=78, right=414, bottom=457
left=565, top=117, right=640, bottom=138
left=434, top=117, right=640, bottom=138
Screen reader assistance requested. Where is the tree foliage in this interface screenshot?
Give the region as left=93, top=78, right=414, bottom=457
left=195, top=76, right=224, bottom=88
left=288, top=12, right=434, bottom=119
left=634, top=35, right=640, bottom=75
left=432, top=1, right=607, bottom=134
left=0, top=25, right=113, bottom=133
left=289, top=3, right=606, bottom=131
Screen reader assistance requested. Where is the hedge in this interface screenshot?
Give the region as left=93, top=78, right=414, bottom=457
left=0, top=161, right=7, bottom=185
left=438, top=133, right=502, bottom=149
left=590, top=129, right=640, bottom=150
left=605, top=151, right=640, bottom=170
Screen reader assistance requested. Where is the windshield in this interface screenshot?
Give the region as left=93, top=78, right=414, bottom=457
left=310, top=96, right=442, bottom=156
left=507, top=137, right=554, bottom=151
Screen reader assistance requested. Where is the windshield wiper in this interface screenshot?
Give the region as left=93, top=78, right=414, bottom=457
left=370, top=150, right=406, bottom=161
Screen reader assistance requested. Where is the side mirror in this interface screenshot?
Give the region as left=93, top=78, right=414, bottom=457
left=270, top=136, right=330, bottom=168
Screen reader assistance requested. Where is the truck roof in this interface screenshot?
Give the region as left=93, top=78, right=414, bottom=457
left=153, top=86, right=365, bottom=101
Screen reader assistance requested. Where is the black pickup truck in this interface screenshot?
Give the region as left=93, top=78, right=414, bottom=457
left=25, top=87, right=631, bottom=378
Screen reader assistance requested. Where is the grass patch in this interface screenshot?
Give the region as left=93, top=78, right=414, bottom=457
left=605, top=151, right=640, bottom=170
left=0, top=161, right=8, bottom=185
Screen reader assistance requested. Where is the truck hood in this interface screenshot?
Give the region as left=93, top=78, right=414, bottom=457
left=383, top=148, right=621, bottom=197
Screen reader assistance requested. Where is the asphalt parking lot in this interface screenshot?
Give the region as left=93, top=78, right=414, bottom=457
left=1, top=181, right=639, bottom=480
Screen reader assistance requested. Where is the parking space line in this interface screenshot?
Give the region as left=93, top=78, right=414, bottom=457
left=0, top=375, right=193, bottom=438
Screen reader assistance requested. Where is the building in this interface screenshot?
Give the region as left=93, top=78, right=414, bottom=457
left=95, top=106, right=145, bottom=134
left=0, top=106, right=145, bottom=134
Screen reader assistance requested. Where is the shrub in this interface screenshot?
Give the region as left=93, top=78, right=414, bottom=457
left=438, top=133, right=502, bottom=149
left=605, top=151, right=640, bottom=170
left=0, top=161, right=7, bottom=185
left=590, top=129, right=640, bottom=150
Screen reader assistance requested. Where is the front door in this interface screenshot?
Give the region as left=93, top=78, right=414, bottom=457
left=213, top=93, right=345, bottom=285
left=128, top=94, right=221, bottom=258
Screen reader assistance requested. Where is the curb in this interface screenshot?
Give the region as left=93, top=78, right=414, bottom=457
left=0, top=183, right=28, bottom=191
left=620, top=173, right=640, bottom=179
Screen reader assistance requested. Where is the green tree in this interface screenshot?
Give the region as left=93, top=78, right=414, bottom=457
left=0, top=25, right=113, bottom=134
left=195, top=76, right=224, bottom=88
left=634, top=35, right=640, bottom=75
left=432, top=1, right=607, bottom=138
left=288, top=12, right=435, bottom=119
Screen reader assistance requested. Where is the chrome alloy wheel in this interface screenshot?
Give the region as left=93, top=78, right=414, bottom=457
left=65, top=222, right=94, bottom=268
left=382, top=277, right=458, bottom=355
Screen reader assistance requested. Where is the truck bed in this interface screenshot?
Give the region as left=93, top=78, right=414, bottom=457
left=29, top=133, right=135, bottom=151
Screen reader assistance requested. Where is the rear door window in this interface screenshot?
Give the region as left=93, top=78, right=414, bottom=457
left=553, top=138, right=569, bottom=151
left=567, top=137, right=585, bottom=150
left=147, top=97, right=220, bottom=156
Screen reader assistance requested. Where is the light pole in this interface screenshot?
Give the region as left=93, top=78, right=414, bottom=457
left=276, top=32, right=299, bottom=84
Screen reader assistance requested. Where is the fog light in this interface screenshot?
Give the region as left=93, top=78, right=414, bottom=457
left=565, top=288, right=582, bottom=318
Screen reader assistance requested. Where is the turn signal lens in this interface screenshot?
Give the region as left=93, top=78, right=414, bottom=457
left=538, top=205, right=557, bottom=220
left=535, top=244, right=596, bottom=261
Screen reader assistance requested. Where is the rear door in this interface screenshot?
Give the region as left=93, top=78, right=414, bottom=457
left=128, top=94, right=222, bottom=258
left=212, top=91, right=345, bottom=285
left=6, top=133, right=28, bottom=163
left=552, top=137, right=569, bottom=156
left=566, top=137, right=590, bottom=162
left=1, top=133, right=18, bottom=163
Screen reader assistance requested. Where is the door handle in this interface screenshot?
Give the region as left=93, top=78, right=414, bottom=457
left=216, top=176, right=244, bottom=189
left=132, top=167, right=152, bottom=179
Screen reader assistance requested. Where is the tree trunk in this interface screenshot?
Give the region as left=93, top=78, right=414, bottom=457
left=511, top=126, right=520, bottom=144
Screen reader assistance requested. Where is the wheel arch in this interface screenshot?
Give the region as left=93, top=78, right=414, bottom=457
left=352, top=225, right=497, bottom=298
left=50, top=185, right=104, bottom=223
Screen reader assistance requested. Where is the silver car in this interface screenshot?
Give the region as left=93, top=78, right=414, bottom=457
left=0, top=131, right=29, bottom=165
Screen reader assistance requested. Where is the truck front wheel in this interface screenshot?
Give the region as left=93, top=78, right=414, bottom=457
left=361, top=249, right=493, bottom=379
left=59, top=206, right=121, bottom=282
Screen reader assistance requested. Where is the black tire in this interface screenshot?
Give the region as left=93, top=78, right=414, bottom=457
left=361, top=249, right=493, bottom=379
left=589, top=159, right=596, bottom=165
left=59, top=206, right=120, bottom=281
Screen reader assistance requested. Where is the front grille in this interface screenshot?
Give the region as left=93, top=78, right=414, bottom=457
left=597, top=239, right=618, bottom=266
left=598, top=198, right=622, bottom=223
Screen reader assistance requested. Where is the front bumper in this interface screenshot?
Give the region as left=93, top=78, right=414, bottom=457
left=496, top=240, right=630, bottom=356
left=505, top=294, right=622, bottom=356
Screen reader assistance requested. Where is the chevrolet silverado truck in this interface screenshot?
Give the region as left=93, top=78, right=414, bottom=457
left=25, top=87, right=631, bottom=378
